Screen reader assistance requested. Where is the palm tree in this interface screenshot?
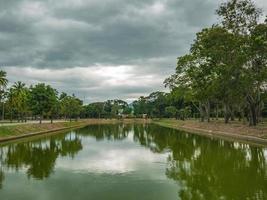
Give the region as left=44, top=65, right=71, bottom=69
left=0, top=70, right=8, bottom=121
left=11, top=81, right=28, bottom=122
left=12, top=81, right=26, bottom=91
left=0, top=70, right=8, bottom=88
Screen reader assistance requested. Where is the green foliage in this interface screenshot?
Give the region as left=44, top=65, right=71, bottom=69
left=28, top=83, right=58, bottom=122
left=216, top=0, right=261, bottom=35
left=133, top=92, right=168, bottom=118
left=165, top=106, right=177, bottom=118
left=10, top=82, right=29, bottom=121
left=61, top=95, right=83, bottom=121
left=164, top=0, right=267, bottom=125
left=83, top=99, right=130, bottom=118
left=84, top=102, right=105, bottom=118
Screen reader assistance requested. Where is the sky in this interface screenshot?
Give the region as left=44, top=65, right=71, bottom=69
left=1, top=0, right=266, bottom=103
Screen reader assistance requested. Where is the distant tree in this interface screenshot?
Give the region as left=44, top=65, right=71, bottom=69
left=6, top=88, right=15, bottom=122
left=0, top=70, right=8, bottom=120
left=133, top=96, right=148, bottom=116
left=28, top=83, right=58, bottom=123
left=11, top=81, right=29, bottom=122
left=84, top=102, right=105, bottom=118
left=61, top=95, right=83, bottom=121
left=165, top=106, right=177, bottom=118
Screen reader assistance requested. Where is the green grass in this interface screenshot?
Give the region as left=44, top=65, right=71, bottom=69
left=0, top=121, right=87, bottom=138
left=0, top=118, right=142, bottom=139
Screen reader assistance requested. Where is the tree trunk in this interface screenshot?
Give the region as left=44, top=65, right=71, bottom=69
left=249, top=104, right=257, bottom=126
left=10, top=110, right=13, bottom=123
left=247, top=95, right=259, bottom=126
left=224, top=103, right=230, bottom=124
left=216, top=103, right=219, bottom=121
left=199, top=104, right=204, bottom=122
left=229, top=106, right=235, bottom=121
left=1, top=102, right=4, bottom=121
left=204, top=100, right=210, bottom=122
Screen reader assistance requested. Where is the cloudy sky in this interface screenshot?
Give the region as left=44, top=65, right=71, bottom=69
left=1, top=0, right=266, bottom=103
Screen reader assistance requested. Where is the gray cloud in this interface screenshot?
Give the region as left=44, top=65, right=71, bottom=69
left=0, top=0, right=266, bottom=102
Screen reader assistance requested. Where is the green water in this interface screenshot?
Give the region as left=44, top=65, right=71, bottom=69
left=0, top=124, right=266, bottom=200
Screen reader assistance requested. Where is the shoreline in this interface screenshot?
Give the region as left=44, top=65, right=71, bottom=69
left=0, top=119, right=149, bottom=143
left=1, top=118, right=267, bottom=146
left=153, top=119, right=267, bottom=146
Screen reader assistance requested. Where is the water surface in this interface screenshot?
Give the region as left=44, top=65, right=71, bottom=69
left=0, top=123, right=266, bottom=200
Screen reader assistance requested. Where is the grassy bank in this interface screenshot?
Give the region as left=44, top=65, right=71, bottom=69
left=3, top=118, right=265, bottom=145
left=0, top=118, right=150, bottom=142
left=153, top=119, right=267, bottom=145
left=0, top=121, right=87, bottom=137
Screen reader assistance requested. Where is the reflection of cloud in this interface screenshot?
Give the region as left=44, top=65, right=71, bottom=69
left=56, top=139, right=168, bottom=174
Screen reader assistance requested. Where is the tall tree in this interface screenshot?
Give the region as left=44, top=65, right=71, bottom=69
left=216, top=0, right=261, bottom=35
left=217, top=0, right=265, bottom=125
left=28, top=83, right=58, bottom=123
left=11, top=81, right=29, bottom=122
left=0, top=70, right=8, bottom=120
left=61, top=95, right=83, bottom=121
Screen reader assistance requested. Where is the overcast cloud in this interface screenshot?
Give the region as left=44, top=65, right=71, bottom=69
left=1, top=0, right=266, bottom=103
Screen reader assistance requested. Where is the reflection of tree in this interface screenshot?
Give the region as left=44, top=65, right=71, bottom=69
left=0, top=169, right=4, bottom=189
left=0, top=148, right=4, bottom=189
left=60, top=136, right=83, bottom=158
left=76, top=124, right=131, bottom=141
left=75, top=123, right=267, bottom=200
left=165, top=142, right=267, bottom=199
left=0, top=123, right=266, bottom=199
left=134, top=124, right=267, bottom=200
left=0, top=134, right=82, bottom=181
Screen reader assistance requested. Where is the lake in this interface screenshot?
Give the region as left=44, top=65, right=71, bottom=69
left=0, top=123, right=266, bottom=200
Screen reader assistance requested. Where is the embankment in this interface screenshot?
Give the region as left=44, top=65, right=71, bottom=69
left=153, top=119, right=267, bottom=146
left=0, top=119, right=149, bottom=143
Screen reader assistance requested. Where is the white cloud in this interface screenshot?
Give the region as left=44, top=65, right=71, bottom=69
left=0, top=0, right=266, bottom=102
left=3, top=65, right=165, bottom=102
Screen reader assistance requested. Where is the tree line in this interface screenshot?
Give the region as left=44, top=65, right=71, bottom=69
left=0, top=0, right=266, bottom=126
left=0, top=71, right=133, bottom=122
left=135, top=0, right=267, bottom=126
left=0, top=72, right=84, bottom=123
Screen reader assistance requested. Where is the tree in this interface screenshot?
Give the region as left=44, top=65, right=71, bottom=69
left=0, top=70, right=8, bottom=120
left=216, top=0, right=265, bottom=125
left=216, top=0, right=261, bottom=35
left=164, top=0, right=265, bottom=126
left=61, top=95, right=83, bottom=121
left=244, top=22, right=267, bottom=125
left=133, top=96, right=149, bottom=117
left=11, top=81, right=29, bottom=122
left=84, top=102, right=105, bottom=118
left=165, top=106, right=177, bottom=118
left=28, top=83, right=58, bottom=123
left=6, top=88, right=15, bottom=122
left=192, top=27, right=247, bottom=123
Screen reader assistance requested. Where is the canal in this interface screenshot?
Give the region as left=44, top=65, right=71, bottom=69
left=0, top=123, right=266, bottom=200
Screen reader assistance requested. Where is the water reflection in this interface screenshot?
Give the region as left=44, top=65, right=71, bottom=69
left=0, top=169, right=3, bottom=189
left=75, top=124, right=131, bottom=141
left=0, top=123, right=266, bottom=200
left=0, top=134, right=82, bottom=180
left=133, top=125, right=267, bottom=199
